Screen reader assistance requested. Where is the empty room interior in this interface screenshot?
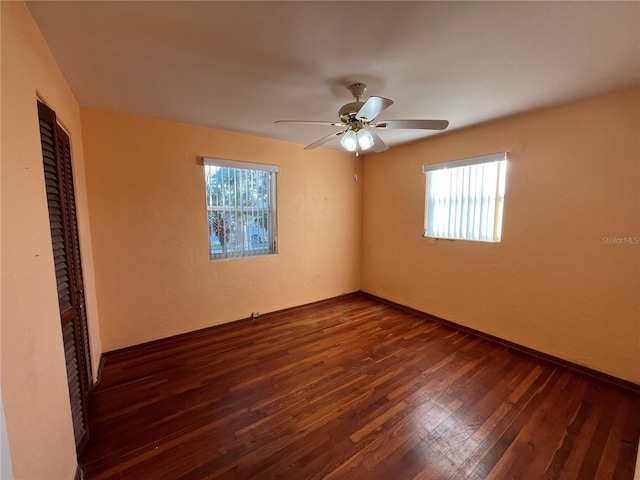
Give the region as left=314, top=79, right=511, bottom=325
left=2, top=1, right=639, bottom=479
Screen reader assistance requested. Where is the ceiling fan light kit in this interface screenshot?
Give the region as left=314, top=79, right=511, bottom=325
left=340, top=129, right=374, bottom=153
left=275, top=83, right=449, bottom=155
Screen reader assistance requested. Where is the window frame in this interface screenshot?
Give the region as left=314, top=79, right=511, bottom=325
left=422, top=152, right=507, bottom=243
left=203, top=158, right=279, bottom=260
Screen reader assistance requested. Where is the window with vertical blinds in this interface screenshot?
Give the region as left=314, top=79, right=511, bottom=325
left=423, top=152, right=507, bottom=242
left=203, top=158, right=279, bottom=260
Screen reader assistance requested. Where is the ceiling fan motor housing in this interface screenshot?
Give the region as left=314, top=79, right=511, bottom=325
left=339, top=83, right=368, bottom=124
left=339, top=102, right=365, bottom=124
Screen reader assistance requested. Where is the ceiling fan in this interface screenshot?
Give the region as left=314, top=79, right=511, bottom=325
left=275, top=83, right=449, bottom=155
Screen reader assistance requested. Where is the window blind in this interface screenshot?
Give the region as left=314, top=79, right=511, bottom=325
left=423, top=152, right=507, bottom=242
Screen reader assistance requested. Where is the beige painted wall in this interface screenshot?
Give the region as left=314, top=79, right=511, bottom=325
left=1, top=2, right=102, bottom=478
left=362, top=86, right=640, bottom=383
left=80, top=108, right=361, bottom=351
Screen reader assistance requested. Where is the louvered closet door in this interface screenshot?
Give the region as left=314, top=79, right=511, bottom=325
left=38, top=101, right=91, bottom=455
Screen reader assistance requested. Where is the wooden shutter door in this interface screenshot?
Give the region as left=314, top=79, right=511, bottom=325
left=38, top=101, right=92, bottom=455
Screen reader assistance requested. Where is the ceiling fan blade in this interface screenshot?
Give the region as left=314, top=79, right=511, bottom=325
left=373, top=119, right=449, bottom=130
left=367, top=129, right=389, bottom=153
left=303, top=130, right=345, bottom=150
left=356, top=96, right=394, bottom=122
left=275, top=120, right=346, bottom=127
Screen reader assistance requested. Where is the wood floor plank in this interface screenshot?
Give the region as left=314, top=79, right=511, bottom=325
left=81, top=294, right=640, bottom=479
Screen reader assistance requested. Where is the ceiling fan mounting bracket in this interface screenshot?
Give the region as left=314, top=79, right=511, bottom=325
left=348, top=83, right=367, bottom=101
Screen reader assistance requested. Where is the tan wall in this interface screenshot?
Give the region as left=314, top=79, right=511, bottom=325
left=1, top=2, right=102, bottom=479
left=80, top=108, right=362, bottom=351
left=362, top=86, right=640, bottom=383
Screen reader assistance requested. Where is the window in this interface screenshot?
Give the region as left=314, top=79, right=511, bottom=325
left=423, top=152, right=507, bottom=242
left=203, top=158, right=279, bottom=260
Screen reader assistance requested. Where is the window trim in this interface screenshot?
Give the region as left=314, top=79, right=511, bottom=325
left=203, top=157, right=279, bottom=260
left=423, top=152, right=507, bottom=243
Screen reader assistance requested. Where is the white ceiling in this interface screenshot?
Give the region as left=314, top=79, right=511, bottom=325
left=27, top=1, right=640, bottom=151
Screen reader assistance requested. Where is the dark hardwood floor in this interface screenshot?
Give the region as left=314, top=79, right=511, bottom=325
left=80, top=293, right=640, bottom=480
